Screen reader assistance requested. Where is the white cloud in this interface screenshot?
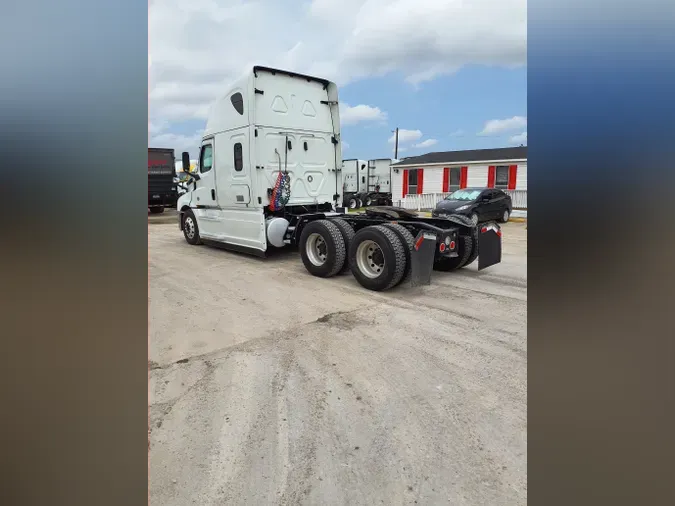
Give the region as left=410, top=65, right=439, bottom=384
left=479, top=115, right=527, bottom=135
left=150, top=0, right=526, bottom=127
left=509, top=131, right=527, bottom=144
left=413, top=139, right=438, bottom=149
left=148, top=120, right=168, bottom=137
left=340, top=103, right=387, bottom=125
left=150, top=130, right=204, bottom=158
left=388, top=129, right=423, bottom=144
left=448, top=129, right=464, bottom=137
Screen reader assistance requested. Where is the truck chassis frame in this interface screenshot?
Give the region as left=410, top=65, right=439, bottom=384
left=179, top=205, right=502, bottom=291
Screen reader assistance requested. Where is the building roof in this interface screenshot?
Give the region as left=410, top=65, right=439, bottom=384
left=391, top=146, right=527, bottom=166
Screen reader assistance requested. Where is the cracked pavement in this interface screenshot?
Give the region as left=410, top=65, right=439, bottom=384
left=149, top=219, right=527, bottom=505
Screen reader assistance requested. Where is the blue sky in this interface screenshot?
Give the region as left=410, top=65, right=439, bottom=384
left=339, top=66, right=527, bottom=159
left=149, top=0, right=527, bottom=160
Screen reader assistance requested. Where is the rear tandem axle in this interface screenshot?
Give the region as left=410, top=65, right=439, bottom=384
left=289, top=207, right=502, bottom=291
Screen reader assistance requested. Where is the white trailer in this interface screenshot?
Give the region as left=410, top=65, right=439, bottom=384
left=177, top=66, right=503, bottom=291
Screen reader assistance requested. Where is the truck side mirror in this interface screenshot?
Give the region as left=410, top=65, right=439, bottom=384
left=181, top=152, right=190, bottom=172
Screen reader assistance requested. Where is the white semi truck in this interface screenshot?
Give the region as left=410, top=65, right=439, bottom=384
left=341, top=158, right=367, bottom=209
left=365, top=158, right=393, bottom=206
left=341, top=158, right=393, bottom=208
left=177, top=66, right=502, bottom=291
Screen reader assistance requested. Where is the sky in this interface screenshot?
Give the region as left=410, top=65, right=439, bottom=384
left=149, top=0, right=527, bottom=161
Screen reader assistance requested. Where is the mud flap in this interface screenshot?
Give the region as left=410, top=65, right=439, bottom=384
left=478, top=222, right=502, bottom=270
left=409, top=231, right=437, bottom=287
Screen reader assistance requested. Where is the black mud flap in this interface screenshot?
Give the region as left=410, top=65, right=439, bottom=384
left=478, top=222, right=502, bottom=270
left=409, top=231, right=437, bottom=287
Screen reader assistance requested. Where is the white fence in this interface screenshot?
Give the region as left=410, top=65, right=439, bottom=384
left=394, top=189, right=528, bottom=211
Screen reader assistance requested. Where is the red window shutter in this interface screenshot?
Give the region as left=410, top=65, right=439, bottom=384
left=442, top=167, right=449, bottom=192
left=460, top=166, right=468, bottom=189
left=417, top=168, right=424, bottom=194
left=487, top=166, right=496, bottom=188
left=508, top=165, right=518, bottom=190
left=402, top=169, right=409, bottom=196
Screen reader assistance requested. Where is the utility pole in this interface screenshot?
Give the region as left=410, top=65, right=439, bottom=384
left=392, top=127, right=399, bottom=159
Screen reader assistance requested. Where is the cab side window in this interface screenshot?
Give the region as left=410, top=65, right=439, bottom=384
left=200, top=144, right=213, bottom=173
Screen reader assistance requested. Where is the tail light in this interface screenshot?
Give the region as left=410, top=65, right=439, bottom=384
left=481, top=225, right=502, bottom=237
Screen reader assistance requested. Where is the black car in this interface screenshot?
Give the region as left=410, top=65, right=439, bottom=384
left=432, top=188, right=512, bottom=224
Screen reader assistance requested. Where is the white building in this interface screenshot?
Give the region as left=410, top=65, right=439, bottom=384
left=391, top=147, right=527, bottom=209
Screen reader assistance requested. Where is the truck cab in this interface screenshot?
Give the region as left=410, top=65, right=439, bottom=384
left=177, top=66, right=342, bottom=255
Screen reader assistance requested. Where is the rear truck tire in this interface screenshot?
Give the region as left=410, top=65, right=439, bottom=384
left=364, top=196, right=372, bottom=206
left=149, top=207, right=165, bottom=214
left=299, top=219, right=346, bottom=278
left=462, top=228, right=480, bottom=268
left=433, top=233, right=473, bottom=272
left=356, top=198, right=363, bottom=209
left=329, top=218, right=356, bottom=274
left=498, top=209, right=510, bottom=223
left=381, top=223, right=415, bottom=285
left=349, top=225, right=406, bottom=291
left=182, top=209, right=202, bottom=245
left=348, top=197, right=358, bottom=210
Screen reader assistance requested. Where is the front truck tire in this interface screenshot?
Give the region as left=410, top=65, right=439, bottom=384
left=299, top=219, right=346, bottom=278
left=149, top=207, right=165, bottom=214
left=433, top=232, right=474, bottom=272
left=182, top=209, right=202, bottom=245
left=330, top=218, right=356, bottom=274
left=349, top=225, right=407, bottom=291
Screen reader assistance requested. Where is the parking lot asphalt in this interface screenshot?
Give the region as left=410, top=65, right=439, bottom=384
left=149, top=220, right=527, bottom=505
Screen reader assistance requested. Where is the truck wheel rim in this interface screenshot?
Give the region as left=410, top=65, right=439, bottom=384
left=356, top=240, right=385, bottom=278
left=349, top=199, right=357, bottom=209
left=306, top=233, right=327, bottom=266
left=185, top=217, right=195, bottom=239
left=503, top=210, right=509, bottom=221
